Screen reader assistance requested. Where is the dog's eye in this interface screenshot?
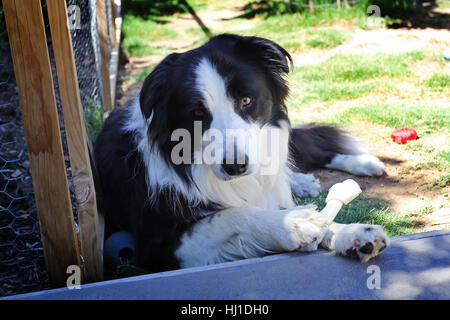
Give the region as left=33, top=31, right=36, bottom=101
left=241, top=97, right=252, bottom=107
left=193, top=109, right=205, bottom=118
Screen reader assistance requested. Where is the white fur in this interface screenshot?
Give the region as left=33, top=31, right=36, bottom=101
left=175, top=205, right=328, bottom=268
left=326, top=154, right=385, bottom=176
left=322, top=223, right=390, bottom=263
left=291, top=172, right=321, bottom=198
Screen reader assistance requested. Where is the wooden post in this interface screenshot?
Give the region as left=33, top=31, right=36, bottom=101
left=97, top=0, right=113, bottom=111
left=308, top=0, right=314, bottom=13
left=110, top=0, right=117, bottom=48
left=109, top=0, right=122, bottom=109
left=3, top=0, right=81, bottom=287
left=46, top=0, right=103, bottom=283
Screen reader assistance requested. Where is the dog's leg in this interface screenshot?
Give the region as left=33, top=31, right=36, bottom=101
left=325, top=154, right=385, bottom=177
left=320, top=222, right=390, bottom=263
left=290, top=125, right=385, bottom=176
left=175, top=205, right=328, bottom=268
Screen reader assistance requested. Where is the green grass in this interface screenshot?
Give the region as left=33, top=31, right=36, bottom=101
left=121, top=66, right=154, bottom=86
left=295, top=51, right=424, bottom=82
left=333, top=104, right=450, bottom=136
left=436, top=149, right=450, bottom=165
left=237, top=1, right=370, bottom=23
left=289, top=80, right=378, bottom=105
left=85, top=98, right=104, bottom=143
left=286, top=51, right=424, bottom=107
left=422, top=73, right=450, bottom=91
left=296, top=192, right=424, bottom=236
left=433, top=173, right=450, bottom=188
left=121, top=15, right=179, bottom=57
left=437, top=0, right=450, bottom=9
left=121, top=37, right=173, bottom=57
left=231, top=3, right=367, bottom=51
left=305, top=29, right=348, bottom=49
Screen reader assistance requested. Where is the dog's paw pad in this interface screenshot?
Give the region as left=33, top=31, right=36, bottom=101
left=335, top=224, right=390, bottom=263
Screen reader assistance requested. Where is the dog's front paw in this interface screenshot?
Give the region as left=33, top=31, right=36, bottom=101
left=291, top=172, right=321, bottom=199
left=280, top=206, right=328, bottom=252
left=334, top=224, right=390, bottom=263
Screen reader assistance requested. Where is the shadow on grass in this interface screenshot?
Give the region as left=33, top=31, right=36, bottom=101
left=229, top=0, right=310, bottom=19
left=372, top=0, right=450, bottom=29
left=122, top=0, right=188, bottom=23
left=226, top=0, right=449, bottom=29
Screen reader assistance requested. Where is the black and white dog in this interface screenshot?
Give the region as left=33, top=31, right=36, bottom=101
left=95, top=34, right=389, bottom=273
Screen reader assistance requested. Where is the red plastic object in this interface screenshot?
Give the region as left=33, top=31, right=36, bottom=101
left=391, top=127, right=418, bottom=144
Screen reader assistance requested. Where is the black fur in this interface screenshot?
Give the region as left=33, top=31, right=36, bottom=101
left=95, top=34, right=358, bottom=273
left=290, top=125, right=358, bottom=172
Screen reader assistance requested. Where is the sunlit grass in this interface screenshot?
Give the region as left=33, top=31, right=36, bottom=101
left=121, top=15, right=179, bottom=57
left=294, top=51, right=424, bottom=82
left=422, top=72, right=450, bottom=91
left=286, top=51, right=424, bottom=108
left=305, top=29, right=349, bottom=49
left=332, top=104, right=449, bottom=136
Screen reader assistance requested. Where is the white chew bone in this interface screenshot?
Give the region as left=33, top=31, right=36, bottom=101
left=320, top=179, right=362, bottom=223
left=299, top=179, right=362, bottom=252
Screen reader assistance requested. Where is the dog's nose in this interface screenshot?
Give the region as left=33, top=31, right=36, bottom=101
left=221, top=155, right=249, bottom=176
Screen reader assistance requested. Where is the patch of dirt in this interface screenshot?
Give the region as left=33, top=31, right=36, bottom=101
left=312, top=122, right=449, bottom=231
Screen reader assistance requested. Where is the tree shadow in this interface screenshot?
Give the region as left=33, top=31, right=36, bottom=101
left=225, top=0, right=450, bottom=29
left=122, top=0, right=188, bottom=24
left=372, top=0, right=450, bottom=29
left=228, top=0, right=310, bottom=19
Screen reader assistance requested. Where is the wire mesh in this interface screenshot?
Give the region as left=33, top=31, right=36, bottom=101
left=68, top=0, right=105, bottom=111
left=0, top=0, right=116, bottom=297
left=0, top=42, right=50, bottom=296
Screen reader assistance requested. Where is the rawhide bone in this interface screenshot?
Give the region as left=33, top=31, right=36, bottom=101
left=320, top=179, right=362, bottom=224
left=297, top=179, right=362, bottom=253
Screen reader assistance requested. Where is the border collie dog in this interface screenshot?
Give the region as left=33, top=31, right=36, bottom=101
left=95, top=34, right=389, bottom=273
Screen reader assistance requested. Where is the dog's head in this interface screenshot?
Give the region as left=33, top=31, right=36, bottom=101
left=139, top=34, right=293, bottom=183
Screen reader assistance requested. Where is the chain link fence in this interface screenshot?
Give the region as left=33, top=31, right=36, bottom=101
left=0, top=0, right=117, bottom=297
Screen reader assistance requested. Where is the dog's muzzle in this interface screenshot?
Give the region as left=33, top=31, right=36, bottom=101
left=221, top=154, right=249, bottom=177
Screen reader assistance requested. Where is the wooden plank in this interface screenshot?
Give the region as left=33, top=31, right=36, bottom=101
left=46, top=0, right=103, bottom=283
left=110, top=0, right=117, bottom=48
left=3, top=0, right=81, bottom=287
left=86, top=131, right=105, bottom=256
left=308, top=0, right=314, bottom=13
left=109, top=0, right=122, bottom=109
left=97, top=0, right=113, bottom=111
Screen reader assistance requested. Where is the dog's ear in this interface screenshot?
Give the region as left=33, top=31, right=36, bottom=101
left=233, top=35, right=293, bottom=102
left=234, top=35, right=293, bottom=75
left=139, top=53, right=179, bottom=118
